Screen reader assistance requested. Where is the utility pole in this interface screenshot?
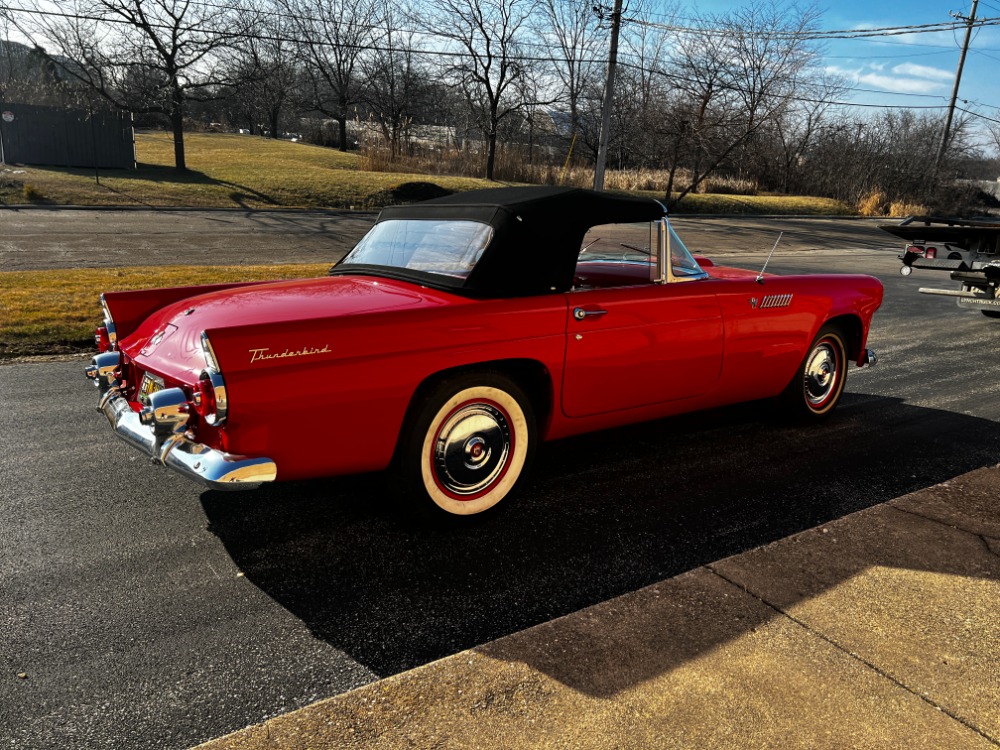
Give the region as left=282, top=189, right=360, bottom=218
left=934, top=0, right=979, bottom=175
left=593, top=0, right=623, bottom=191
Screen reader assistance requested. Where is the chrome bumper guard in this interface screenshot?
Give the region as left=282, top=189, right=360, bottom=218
left=85, top=353, right=277, bottom=491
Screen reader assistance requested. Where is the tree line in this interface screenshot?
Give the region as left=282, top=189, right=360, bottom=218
left=2, top=0, right=997, bottom=211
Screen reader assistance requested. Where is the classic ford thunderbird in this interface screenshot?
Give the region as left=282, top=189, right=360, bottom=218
left=85, top=187, right=882, bottom=514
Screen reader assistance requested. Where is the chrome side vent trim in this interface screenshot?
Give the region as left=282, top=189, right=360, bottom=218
left=760, top=294, right=793, bottom=309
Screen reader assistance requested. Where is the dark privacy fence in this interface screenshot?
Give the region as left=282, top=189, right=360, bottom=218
left=0, top=103, right=135, bottom=169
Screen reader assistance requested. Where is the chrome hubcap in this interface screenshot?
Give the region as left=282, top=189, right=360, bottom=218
left=434, top=403, right=511, bottom=496
left=804, top=342, right=839, bottom=405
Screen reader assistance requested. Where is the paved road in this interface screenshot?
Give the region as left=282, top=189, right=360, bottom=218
left=0, top=206, right=890, bottom=270
left=3, top=223, right=1000, bottom=748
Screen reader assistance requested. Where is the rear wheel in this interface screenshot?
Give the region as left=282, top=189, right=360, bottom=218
left=402, top=373, right=535, bottom=515
left=781, top=326, right=848, bottom=421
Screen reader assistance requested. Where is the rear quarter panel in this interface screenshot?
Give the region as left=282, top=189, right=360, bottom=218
left=206, top=297, right=568, bottom=481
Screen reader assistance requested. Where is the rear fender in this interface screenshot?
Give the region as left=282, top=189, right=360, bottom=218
left=197, top=300, right=567, bottom=479
left=102, top=282, right=273, bottom=343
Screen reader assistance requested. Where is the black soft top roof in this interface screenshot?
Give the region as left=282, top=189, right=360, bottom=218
left=341, top=186, right=665, bottom=296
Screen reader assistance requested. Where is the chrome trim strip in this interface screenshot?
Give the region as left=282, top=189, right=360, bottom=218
left=655, top=218, right=669, bottom=284
left=93, top=384, right=277, bottom=491
left=200, top=330, right=220, bottom=371
left=199, top=332, right=228, bottom=425
left=100, top=294, right=118, bottom=348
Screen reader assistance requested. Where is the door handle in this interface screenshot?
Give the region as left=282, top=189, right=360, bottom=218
left=573, top=307, right=608, bottom=321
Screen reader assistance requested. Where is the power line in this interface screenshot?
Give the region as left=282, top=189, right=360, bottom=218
left=823, top=49, right=955, bottom=59
left=628, top=15, right=1000, bottom=41
left=958, top=105, right=1000, bottom=124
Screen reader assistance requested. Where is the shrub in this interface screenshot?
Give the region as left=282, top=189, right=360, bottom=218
left=696, top=176, right=758, bottom=196
left=366, top=181, right=454, bottom=206
left=22, top=183, right=44, bottom=202
left=857, top=189, right=888, bottom=217
left=888, top=200, right=929, bottom=217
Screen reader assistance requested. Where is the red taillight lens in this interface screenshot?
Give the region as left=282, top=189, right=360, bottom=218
left=95, top=326, right=111, bottom=353
left=192, top=375, right=216, bottom=418
left=906, top=245, right=923, bottom=256
left=925, top=247, right=937, bottom=259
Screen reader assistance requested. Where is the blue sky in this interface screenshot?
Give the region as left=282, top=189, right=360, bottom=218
left=675, top=0, right=999, bottom=144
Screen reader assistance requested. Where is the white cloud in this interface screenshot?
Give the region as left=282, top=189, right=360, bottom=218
left=824, top=64, right=862, bottom=78
left=892, top=63, right=953, bottom=81
left=823, top=62, right=951, bottom=95
left=857, top=73, right=948, bottom=94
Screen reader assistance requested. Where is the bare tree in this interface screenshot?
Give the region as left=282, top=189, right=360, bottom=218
left=358, top=1, right=426, bottom=158
left=16, top=0, right=248, bottom=170
left=613, top=4, right=672, bottom=166
left=643, top=12, right=734, bottom=198
left=282, top=0, right=380, bottom=151
left=232, top=0, right=304, bottom=138
left=767, top=72, right=848, bottom=193
left=537, top=0, right=602, bottom=145
left=419, top=0, right=537, bottom=179
left=1, top=38, right=55, bottom=103
left=656, top=1, right=822, bottom=206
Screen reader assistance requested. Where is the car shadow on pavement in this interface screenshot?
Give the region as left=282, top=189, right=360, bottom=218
left=199, top=394, right=1000, bottom=684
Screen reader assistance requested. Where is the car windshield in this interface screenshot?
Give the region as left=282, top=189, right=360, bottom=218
left=339, top=219, right=494, bottom=279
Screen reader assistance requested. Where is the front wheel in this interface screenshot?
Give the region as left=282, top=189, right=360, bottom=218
left=402, top=373, right=536, bottom=515
left=780, top=326, right=848, bottom=421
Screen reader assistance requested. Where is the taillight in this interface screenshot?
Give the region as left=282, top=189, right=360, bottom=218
left=192, top=374, right=217, bottom=419
left=95, top=326, right=112, bottom=353
left=906, top=245, right=923, bottom=256
left=925, top=247, right=937, bottom=259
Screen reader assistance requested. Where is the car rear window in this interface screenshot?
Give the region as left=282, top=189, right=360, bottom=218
left=339, top=219, right=494, bottom=279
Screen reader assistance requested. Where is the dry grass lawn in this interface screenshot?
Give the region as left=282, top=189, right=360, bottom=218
left=0, top=133, right=500, bottom=209
left=0, top=132, right=854, bottom=215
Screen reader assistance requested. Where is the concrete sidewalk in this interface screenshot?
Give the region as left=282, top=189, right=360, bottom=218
left=196, top=466, right=1000, bottom=750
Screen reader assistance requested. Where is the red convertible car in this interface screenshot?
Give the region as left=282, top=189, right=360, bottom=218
left=85, top=187, right=882, bottom=514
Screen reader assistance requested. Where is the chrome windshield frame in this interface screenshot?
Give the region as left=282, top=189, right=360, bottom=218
left=655, top=217, right=709, bottom=284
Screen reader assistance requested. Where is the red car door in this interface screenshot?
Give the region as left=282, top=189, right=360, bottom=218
left=561, top=283, right=724, bottom=418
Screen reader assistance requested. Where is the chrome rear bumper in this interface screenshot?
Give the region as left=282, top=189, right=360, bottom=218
left=86, top=354, right=277, bottom=491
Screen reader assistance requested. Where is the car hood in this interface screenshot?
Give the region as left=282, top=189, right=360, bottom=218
left=121, top=275, right=465, bottom=382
